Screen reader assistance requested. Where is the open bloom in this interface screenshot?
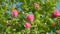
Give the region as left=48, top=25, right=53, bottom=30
left=11, top=9, right=18, bottom=17
left=34, top=3, right=39, bottom=8
left=24, top=22, right=31, bottom=28
left=26, top=14, right=34, bottom=22
left=52, top=10, right=60, bottom=17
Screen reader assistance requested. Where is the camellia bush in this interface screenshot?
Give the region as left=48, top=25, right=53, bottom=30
left=0, top=0, right=60, bottom=34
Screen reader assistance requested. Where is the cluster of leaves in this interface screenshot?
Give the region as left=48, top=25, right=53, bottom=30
left=0, top=0, right=60, bottom=34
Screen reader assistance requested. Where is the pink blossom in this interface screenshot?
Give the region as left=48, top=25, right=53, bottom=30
left=11, top=9, right=18, bottom=17
left=34, top=3, right=39, bottom=8
left=26, top=14, right=34, bottom=22
left=52, top=10, right=60, bottom=17
left=24, top=22, right=31, bottom=28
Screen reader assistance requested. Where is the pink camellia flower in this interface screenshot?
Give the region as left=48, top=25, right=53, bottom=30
left=26, top=14, right=34, bottom=22
left=52, top=10, right=60, bottom=17
left=34, top=3, right=39, bottom=8
left=24, top=22, right=31, bottom=28
left=11, top=9, right=18, bottom=17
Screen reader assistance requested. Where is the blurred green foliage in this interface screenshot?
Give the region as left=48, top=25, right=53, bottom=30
left=0, top=0, right=60, bottom=34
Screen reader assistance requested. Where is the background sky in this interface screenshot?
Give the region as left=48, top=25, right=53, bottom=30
left=56, top=2, right=60, bottom=10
